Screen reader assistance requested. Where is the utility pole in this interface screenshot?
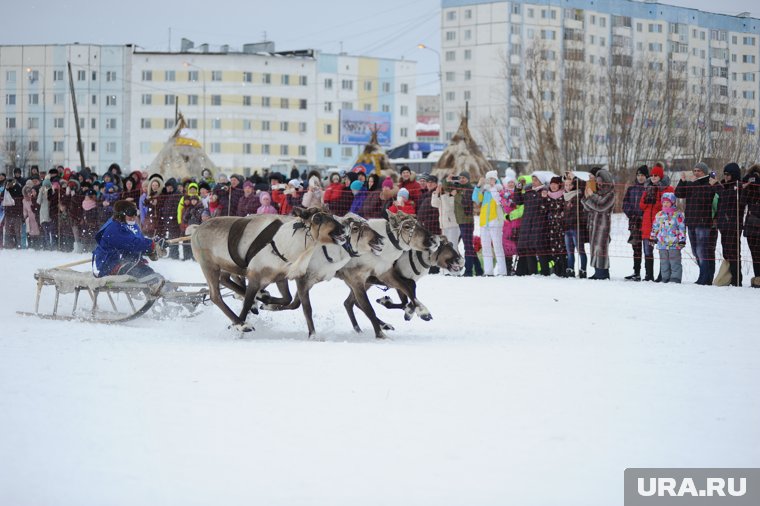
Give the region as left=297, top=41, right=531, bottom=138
left=67, top=62, right=86, bottom=171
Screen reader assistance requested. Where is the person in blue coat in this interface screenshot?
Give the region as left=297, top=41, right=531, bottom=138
left=92, top=200, right=167, bottom=291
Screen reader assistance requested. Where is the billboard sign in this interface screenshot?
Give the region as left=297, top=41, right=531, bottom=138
left=339, top=110, right=392, bottom=146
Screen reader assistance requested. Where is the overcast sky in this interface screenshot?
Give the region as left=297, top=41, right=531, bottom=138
left=2, top=0, right=758, bottom=95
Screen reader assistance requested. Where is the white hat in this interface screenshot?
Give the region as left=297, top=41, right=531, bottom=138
left=485, top=170, right=498, bottom=182
left=503, top=168, right=516, bottom=184
left=288, top=179, right=303, bottom=188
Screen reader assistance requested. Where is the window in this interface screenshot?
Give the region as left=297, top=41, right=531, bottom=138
left=5, top=117, right=16, bottom=128
left=324, top=124, right=333, bottom=135
left=743, top=36, right=756, bottom=46
left=142, top=70, right=153, bottom=81
left=446, top=10, right=456, bottom=21
left=211, top=95, right=221, bottom=106
left=141, top=118, right=152, bottom=129
left=637, top=22, right=643, bottom=32
left=341, top=79, right=353, bottom=90
left=106, top=142, right=117, bottom=153
left=28, top=94, right=39, bottom=105
left=464, top=49, right=472, bottom=60
left=299, top=99, right=307, bottom=110
left=243, top=72, right=252, bottom=83
left=6, top=71, right=16, bottom=81
left=187, top=119, right=198, bottom=129
left=400, top=83, right=409, bottom=94
left=363, top=80, right=372, bottom=91
left=165, top=70, right=175, bottom=81
left=263, top=73, right=271, bottom=84
left=242, top=119, right=252, bottom=130
left=53, top=70, right=64, bottom=81
left=210, top=143, right=221, bottom=153
left=280, top=121, right=289, bottom=132
left=90, top=142, right=96, bottom=153
left=400, top=105, right=409, bottom=116
left=280, top=98, right=289, bottom=109
left=91, top=71, right=97, bottom=81
left=743, top=55, right=756, bottom=64
left=211, top=71, right=222, bottom=81
left=324, top=147, right=333, bottom=158
left=342, top=101, right=353, bottom=110
left=744, top=91, right=756, bottom=100
left=91, top=118, right=96, bottom=129
left=212, top=118, right=221, bottom=129
left=445, top=91, right=455, bottom=101
left=92, top=95, right=97, bottom=105
left=187, top=95, right=198, bottom=105
left=324, top=101, right=333, bottom=112
left=465, top=8, right=473, bottom=19
left=54, top=118, right=64, bottom=128
left=342, top=147, right=353, bottom=157
left=528, top=8, right=534, bottom=18
left=298, top=145, right=306, bottom=157
left=164, top=94, right=175, bottom=106
left=324, top=78, right=333, bottom=89
left=298, top=122, right=307, bottom=133
left=511, top=4, right=520, bottom=15
left=445, top=31, right=456, bottom=41
left=5, top=94, right=16, bottom=106
left=53, top=141, right=64, bottom=152
left=188, top=70, right=198, bottom=82
left=382, top=104, right=390, bottom=112
left=464, top=90, right=471, bottom=100
left=732, top=35, right=738, bottom=44
left=106, top=71, right=116, bottom=82
left=382, top=82, right=391, bottom=93
left=243, top=143, right=251, bottom=154
left=280, top=145, right=289, bottom=156
left=106, top=118, right=117, bottom=129
left=106, top=95, right=117, bottom=106
left=445, top=71, right=455, bottom=82
left=281, top=74, right=290, bottom=85
left=299, top=75, right=308, bottom=86
left=445, top=51, right=456, bottom=62
left=541, top=29, right=555, bottom=40
left=79, top=118, right=86, bottom=129
left=77, top=70, right=86, bottom=81
left=400, top=128, right=408, bottom=137
left=262, top=120, right=271, bottom=131
left=363, top=103, right=372, bottom=111
left=599, top=16, right=606, bottom=27
left=744, top=73, right=756, bottom=82
left=164, top=118, right=175, bottom=129
left=464, top=29, right=472, bottom=40
left=142, top=94, right=152, bottom=105
left=243, top=95, right=252, bottom=106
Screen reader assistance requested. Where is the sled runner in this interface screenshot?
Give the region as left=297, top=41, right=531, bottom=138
left=17, top=267, right=209, bottom=323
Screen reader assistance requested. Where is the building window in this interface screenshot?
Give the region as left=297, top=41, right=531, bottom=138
left=142, top=94, right=152, bottom=105
left=464, top=70, right=471, bottom=81
left=342, top=147, right=353, bottom=157
left=445, top=31, right=456, bottom=41
left=106, top=71, right=116, bottom=82
left=106, top=95, right=117, bottom=106
left=324, top=101, right=333, bottom=112
left=324, top=124, right=333, bottom=135
left=188, top=70, right=198, bottom=82
left=464, top=29, right=472, bottom=40
left=400, top=105, right=409, bottom=116
left=91, top=118, right=96, bottom=129
left=77, top=70, right=86, bottom=81
left=243, top=72, right=253, bottom=83
left=53, top=141, right=64, bottom=152
left=92, top=95, right=97, bottom=105
left=342, top=101, right=353, bottom=110
left=280, top=145, right=289, bottom=156
left=211, top=71, right=222, bottom=81
left=164, top=118, right=174, bottom=129
left=363, top=103, right=372, bottom=111
left=6, top=71, right=16, bottom=82
left=5, top=117, right=16, bottom=129
left=212, top=118, right=221, bottom=129
left=464, top=49, right=472, bottom=60
left=262, top=144, right=270, bottom=155
left=342, top=79, right=353, bottom=90
left=298, top=145, right=307, bottom=156
left=463, top=90, right=471, bottom=100
left=446, top=10, right=456, bottom=21
left=242, top=119, right=252, bottom=130
left=445, top=91, right=455, bottom=101
left=53, top=70, right=64, bottom=81
left=299, top=75, right=308, bottom=86
left=324, top=78, right=333, bottom=89
left=263, top=73, right=271, bottom=84
left=262, top=96, right=271, bottom=108
left=187, top=95, right=198, bottom=106
left=281, top=98, right=289, bottom=109
left=281, top=74, right=290, bottom=85
left=324, top=147, right=333, bottom=158
left=299, top=99, right=307, bottom=110
left=400, top=127, right=408, bottom=137
left=54, top=118, right=64, bottom=128
left=243, top=143, right=252, bottom=154
left=445, top=72, right=455, bottom=82
left=165, top=70, right=175, bottom=81
left=211, top=95, right=221, bottom=106
left=187, top=118, right=198, bottom=128
left=382, top=82, right=391, bottom=93
left=243, top=95, right=252, bottom=106
left=280, top=121, right=289, bottom=132
left=5, top=94, right=15, bottom=106
left=382, top=104, right=390, bottom=112
left=141, top=118, right=152, bottom=129
left=364, top=80, right=372, bottom=91
left=262, top=120, right=271, bottom=131
left=510, top=4, right=519, bottom=15
left=106, top=142, right=117, bottom=153
left=28, top=94, right=39, bottom=105
left=142, top=70, right=152, bottom=81
left=165, top=94, right=175, bottom=106
left=299, top=122, right=307, bottom=133
left=91, top=71, right=97, bottom=81
left=400, top=83, right=409, bottom=94
left=445, top=51, right=456, bottom=62
left=106, top=118, right=117, bottom=129
left=210, top=142, right=221, bottom=153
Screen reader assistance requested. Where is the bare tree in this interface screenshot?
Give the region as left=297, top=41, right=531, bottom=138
left=2, top=129, right=33, bottom=171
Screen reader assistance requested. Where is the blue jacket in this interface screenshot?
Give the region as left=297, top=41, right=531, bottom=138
left=92, top=218, right=154, bottom=277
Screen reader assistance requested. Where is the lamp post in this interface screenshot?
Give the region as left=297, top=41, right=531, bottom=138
left=183, top=61, right=207, bottom=147
left=418, top=44, right=443, bottom=142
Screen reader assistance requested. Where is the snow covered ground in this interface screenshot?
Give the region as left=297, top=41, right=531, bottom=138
left=0, top=248, right=758, bottom=506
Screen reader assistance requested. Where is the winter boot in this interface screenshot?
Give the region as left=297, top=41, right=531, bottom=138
left=473, top=256, right=484, bottom=276
left=506, top=258, right=514, bottom=276
left=643, top=259, right=654, bottom=281
left=625, top=270, right=641, bottom=281
left=729, top=262, right=742, bottom=287
left=589, top=268, right=610, bottom=280
left=578, top=269, right=587, bottom=279
left=565, top=268, right=575, bottom=278
left=463, top=256, right=474, bottom=277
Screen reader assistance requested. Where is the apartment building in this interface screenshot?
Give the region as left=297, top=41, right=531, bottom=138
left=440, top=0, right=760, bottom=162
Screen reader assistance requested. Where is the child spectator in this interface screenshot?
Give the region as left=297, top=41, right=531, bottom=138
left=389, top=187, right=415, bottom=215
left=650, top=192, right=686, bottom=283
left=256, top=191, right=278, bottom=215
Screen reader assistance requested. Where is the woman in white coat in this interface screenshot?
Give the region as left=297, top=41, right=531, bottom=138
left=472, top=170, right=507, bottom=275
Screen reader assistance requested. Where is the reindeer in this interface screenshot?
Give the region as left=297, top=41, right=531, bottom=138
left=336, top=211, right=439, bottom=339
left=260, top=213, right=386, bottom=338
left=191, top=208, right=347, bottom=332
left=372, top=236, right=464, bottom=321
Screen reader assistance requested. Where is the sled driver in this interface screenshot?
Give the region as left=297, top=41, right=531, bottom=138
left=92, top=200, right=168, bottom=293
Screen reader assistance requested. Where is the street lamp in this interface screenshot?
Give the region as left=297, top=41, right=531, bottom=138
left=418, top=43, right=443, bottom=142
left=183, top=61, right=207, bottom=147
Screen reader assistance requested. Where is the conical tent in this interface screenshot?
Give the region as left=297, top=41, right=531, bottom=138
left=430, top=115, right=492, bottom=182
left=352, top=127, right=396, bottom=177
left=147, top=113, right=218, bottom=181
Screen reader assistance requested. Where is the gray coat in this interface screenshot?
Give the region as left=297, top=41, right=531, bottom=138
left=582, top=170, right=615, bottom=269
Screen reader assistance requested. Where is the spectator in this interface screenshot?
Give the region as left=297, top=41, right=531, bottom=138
left=431, top=175, right=460, bottom=247
left=563, top=174, right=588, bottom=278
left=81, top=190, right=99, bottom=251
left=514, top=173, right=550, bottom=276
left=639, top=164, right=673, bottom=281
left=236, top=181, right=259, bottom=216
left=360, top=174, right=385, bottom=219
left=473, top=170, right=507, bottom=276
left=417, top=175, right=442, bottom=236
left=142, top=175, right=163, bottom=236
left=650, top=192, right=686, bottom=283
left=158, top=178, right=182, bottom=259
left=22, top=185, right=41, bottom=249
left=389, top=188, right=415, bottom=215
left=37, top=179, right=54, bottom=249
left=623, top=165, right=649, bottom=281
left=582, top=169, right=615, bottom=280
left=674, top=162, right=717, bottom=285
left=500, top=172, right=521, bottom=276
left=445, top=171, right=481, bottom=276
left=542, top=176, right=566, bottom=276
left=714, top=163, right=745, bottom=286
left=256, top=192, right=278, bottom=215
left=207, top=193, right=224, bottom=218
left=3, top=178, right=25, bottom=249
left=121, top=176, right=140, bottom=203
left=398, top=166, right=422, bottom=205
left=349, top=180, right=367, bottom=215
left=322, top=173, right=343, bottom=209
left=301, top=175, right=324, bottom=209
left=741, top=165, right=760, bottom=287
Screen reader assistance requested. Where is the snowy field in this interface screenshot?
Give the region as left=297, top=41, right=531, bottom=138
left=0, top=247, right=758, bottom=506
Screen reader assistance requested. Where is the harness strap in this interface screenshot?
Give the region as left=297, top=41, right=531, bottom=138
left=228, top=219, right=286, bottom=269
left=416, top=250, right=431, bottom=269
left=386, top=221, right=402, bottom=250
left=322, top=245, right=335, bottom=263
left=408, top=250, right=421, bottom=276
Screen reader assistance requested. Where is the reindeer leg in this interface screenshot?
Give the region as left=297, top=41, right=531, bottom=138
left=295, top=278, right=318, bottom=339
left=220, top=273, right=259, bottom=315
left=260, top=280, right=293, bottom=308
left=201, top=265, right=248, bottom=330
left=343, top=290, right=362, bottom=333
left=348, top=282, right=386, bottom=339
left=237, top=275, right=261, bottom=331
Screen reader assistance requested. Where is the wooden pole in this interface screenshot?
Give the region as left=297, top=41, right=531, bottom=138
left=51, top=236, right=193, bottom=270
left=67, top=61, right=86, bottom=171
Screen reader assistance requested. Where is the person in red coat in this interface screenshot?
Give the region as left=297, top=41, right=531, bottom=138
left=389, top=188, right=416, bottom=215
left=398, top=165, right=422, bottom=206
left=639, top=164, right=674, bottom=281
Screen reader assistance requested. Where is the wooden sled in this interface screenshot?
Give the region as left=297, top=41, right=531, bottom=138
left=17, top=268, right=209, bottom=324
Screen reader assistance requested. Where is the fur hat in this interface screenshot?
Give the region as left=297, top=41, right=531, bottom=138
left=485, top=170, right=498, bottom=182
left=113, top=200, right=138, bottom=221
left=503, top=168, right=517, bottom=184
left=400, top=165, right=412, bottom=174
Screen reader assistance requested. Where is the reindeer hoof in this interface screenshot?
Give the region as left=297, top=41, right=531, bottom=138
left=353, top=325, right=362, bottom=334
left=375, top=332, right=388, bottom=339
left=376, top=296, right=392, bottom=307
left=308, top=333, right=325, bottom=342
left=250, top=305, right=259, bottom=315
left=420, top=313, right=433, bottom=322
left=404, top=312, right=413, bottom=321
left=379, top=321, right=395, bottom=331
left=230, top=322, right=255, bottom=333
